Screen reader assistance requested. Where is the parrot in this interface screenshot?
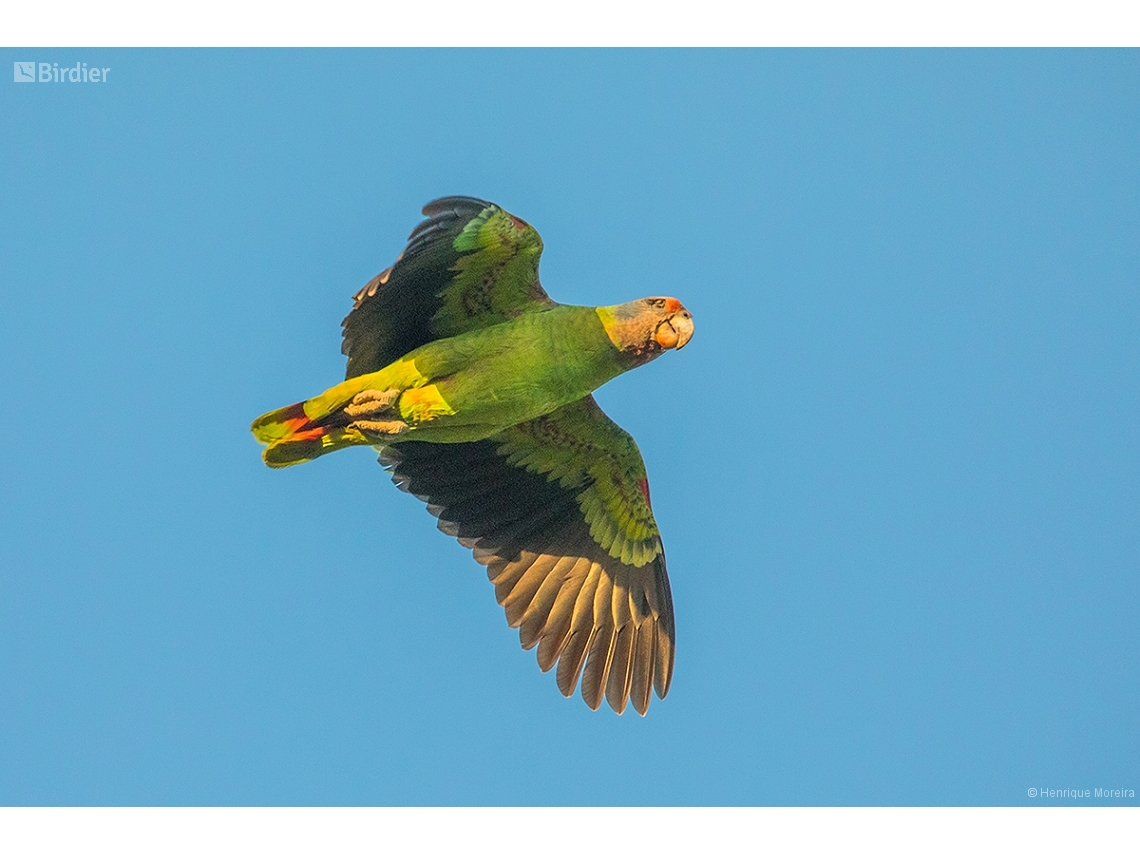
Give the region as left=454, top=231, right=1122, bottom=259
left=251, top=196, right=693, bottom=715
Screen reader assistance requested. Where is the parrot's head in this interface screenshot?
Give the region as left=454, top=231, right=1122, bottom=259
left=597, top=297, right=694, bottom=364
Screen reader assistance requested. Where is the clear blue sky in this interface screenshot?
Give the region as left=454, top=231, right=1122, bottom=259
left=1, top=49, right=1136, bottom=806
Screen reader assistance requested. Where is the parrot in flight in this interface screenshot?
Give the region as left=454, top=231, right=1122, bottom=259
left=251, top=196, right=693, bottom=715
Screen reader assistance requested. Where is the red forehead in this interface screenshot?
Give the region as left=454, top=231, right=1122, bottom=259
left=664, top=297, right=683, bottom=314
left=509, top=214, right=529, bottom=231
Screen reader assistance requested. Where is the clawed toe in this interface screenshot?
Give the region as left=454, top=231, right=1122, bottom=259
left=349, top=418, right=408, bottom=436
left=345, top=388, right=401, bottom=418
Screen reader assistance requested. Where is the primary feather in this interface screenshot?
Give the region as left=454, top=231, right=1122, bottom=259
left=252, top=196, right=692, bottom=715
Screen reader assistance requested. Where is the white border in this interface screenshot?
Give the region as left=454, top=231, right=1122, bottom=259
left=1, top=0, right=1139, bottom=47
left=3, top=3, right=1137, bottom=851
left=1, top=807, right=1138, bottom=854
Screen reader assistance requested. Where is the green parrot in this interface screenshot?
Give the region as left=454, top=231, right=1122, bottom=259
left=252, top=196, right=693, bottom=715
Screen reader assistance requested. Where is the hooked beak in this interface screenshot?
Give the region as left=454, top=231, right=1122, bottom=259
left=655, top=311, right=694, bottom=350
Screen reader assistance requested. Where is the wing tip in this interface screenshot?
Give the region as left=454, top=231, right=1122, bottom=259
left=421, top=195, right=495, bottom=217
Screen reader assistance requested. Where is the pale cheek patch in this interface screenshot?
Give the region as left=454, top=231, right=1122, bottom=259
left=654, top=323, right=679, bottom=349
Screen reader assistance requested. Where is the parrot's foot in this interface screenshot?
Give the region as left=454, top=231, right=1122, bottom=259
left=344, top=388, right=401, bottom=417
left=351, top=418, right=408, bottom=436
left=344, top=389, right=408, bottom=437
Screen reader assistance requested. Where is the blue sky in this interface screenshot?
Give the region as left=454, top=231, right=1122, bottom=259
left=1, top=49, right=1136, bottom=806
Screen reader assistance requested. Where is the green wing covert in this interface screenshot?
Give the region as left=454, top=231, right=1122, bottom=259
left=342, top=196, right=556, bottom=379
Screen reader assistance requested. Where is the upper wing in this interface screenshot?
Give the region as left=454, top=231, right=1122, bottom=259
left=380, top=396, right=675, bottom=715
left=343, top=196, right=556, bottom=378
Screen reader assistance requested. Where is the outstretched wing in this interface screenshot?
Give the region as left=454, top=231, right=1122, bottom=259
left=343, top=196, right=556, bottom=378
left=380, top=396, right=675, bottom=715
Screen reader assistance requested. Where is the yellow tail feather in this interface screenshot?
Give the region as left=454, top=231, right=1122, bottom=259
left=261, top=426, right=370, bottom=468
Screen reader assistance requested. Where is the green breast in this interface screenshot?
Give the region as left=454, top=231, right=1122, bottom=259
left=406, top=306, right=623, bottom=442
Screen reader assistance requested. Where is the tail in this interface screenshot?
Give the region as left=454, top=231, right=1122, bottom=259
left=251, top=401, right=368, bottom=468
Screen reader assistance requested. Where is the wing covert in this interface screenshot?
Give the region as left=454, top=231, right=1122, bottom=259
left=342, top=197, right=555, bottom=378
